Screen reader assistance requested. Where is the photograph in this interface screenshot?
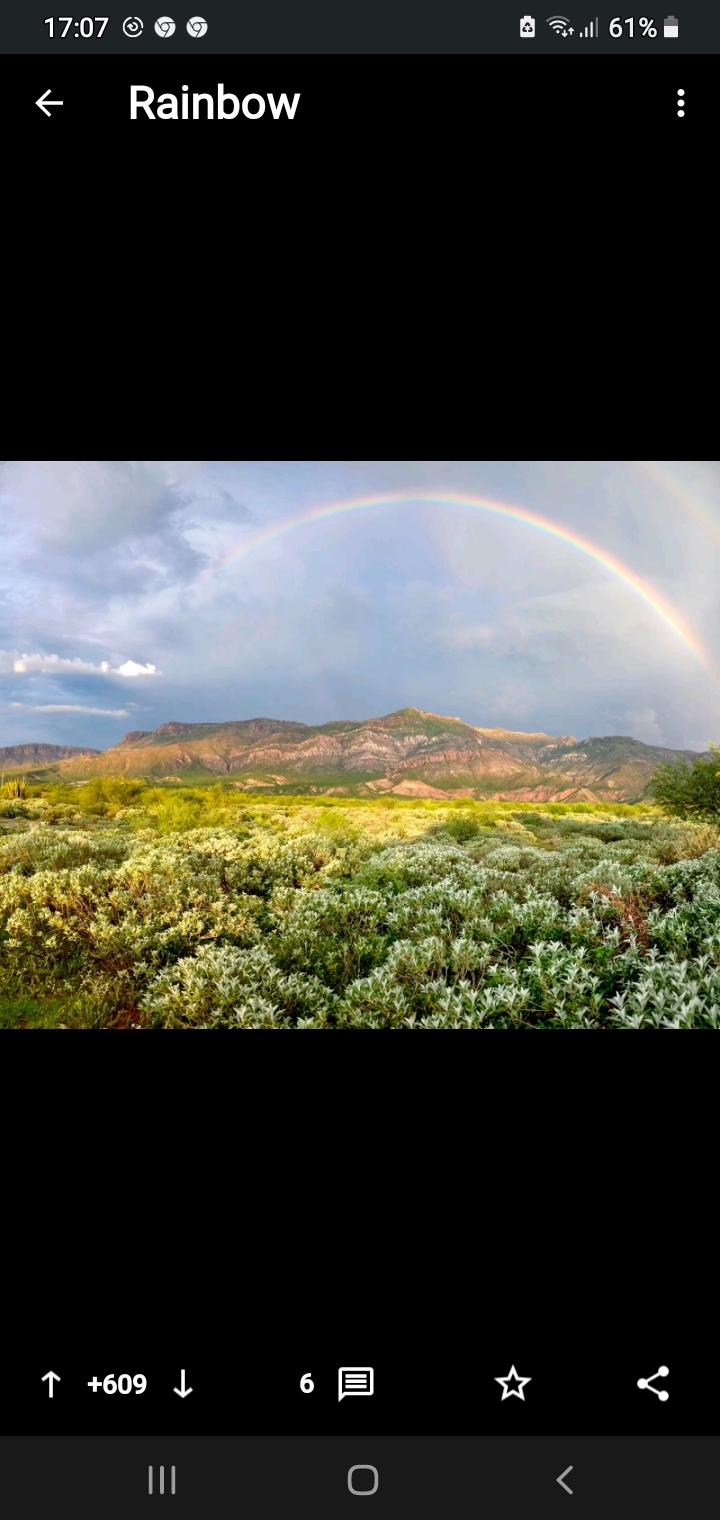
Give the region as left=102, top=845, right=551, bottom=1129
left=1, top=459, right=719, bottom=1029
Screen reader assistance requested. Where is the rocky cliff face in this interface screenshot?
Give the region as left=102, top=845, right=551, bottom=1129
left=28, top=709, right=702, bottom=802
left=0, top=742, right=101, bottom=770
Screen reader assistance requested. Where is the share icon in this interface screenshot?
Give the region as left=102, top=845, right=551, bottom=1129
left=637, top=1366, right=669, bottom=1400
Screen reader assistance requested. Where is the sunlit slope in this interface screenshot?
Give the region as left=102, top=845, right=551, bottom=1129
left=22, top=709, right=703, bottom=802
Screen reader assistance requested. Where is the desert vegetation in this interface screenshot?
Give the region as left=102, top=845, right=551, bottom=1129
left=648, top=742, right=720, bottom=821
left=1, top=778, right=720, bottom=1029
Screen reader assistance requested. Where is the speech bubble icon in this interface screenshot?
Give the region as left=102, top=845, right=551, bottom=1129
left=338, top=1367, right=374, bottom=1402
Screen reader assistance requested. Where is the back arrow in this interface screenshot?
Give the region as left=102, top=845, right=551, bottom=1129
left=36, top=89, right=64, bottom=116
left=556, top=1467, right=573, bottom=1495
left=173, top=1369, right=193, bottom=1398
left=41, top=1371, right=61, bottom=1398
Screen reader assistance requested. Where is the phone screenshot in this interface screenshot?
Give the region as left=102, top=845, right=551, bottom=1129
left=3, top=0, right=715, bottom=1451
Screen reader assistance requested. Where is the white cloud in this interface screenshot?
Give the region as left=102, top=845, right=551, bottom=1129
left=0, top=650, right=160, bottom=677
left=114, top=660, right=160, bottom=677
left=10, top=703, right=130, bottom=716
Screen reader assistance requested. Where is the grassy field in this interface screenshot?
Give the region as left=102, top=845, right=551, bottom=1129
left=2, top=780, right=719, bottom=1028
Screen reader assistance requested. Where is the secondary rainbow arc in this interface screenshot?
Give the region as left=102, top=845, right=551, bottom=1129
left=635, top=462, right=720, bottom=550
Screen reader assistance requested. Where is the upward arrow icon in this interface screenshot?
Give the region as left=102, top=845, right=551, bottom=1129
left=173, top=1370, right=193, bottom=1398
left=41, top=1371, right=61, bottom=1398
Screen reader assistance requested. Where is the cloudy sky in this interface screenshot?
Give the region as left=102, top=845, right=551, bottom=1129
left=1, top=460, right=719, bottom=753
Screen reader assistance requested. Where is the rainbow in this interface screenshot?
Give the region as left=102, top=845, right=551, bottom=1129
left=635, top=461, right=720, bottom=550
left=202, top=490, right=711, bottom=671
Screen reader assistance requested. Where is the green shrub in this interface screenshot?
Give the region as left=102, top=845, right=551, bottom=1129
left=71, top=776, right=148, bottom=816
left=141, top=944, right=338, bottom=1027
left=435, top=814, right=481, bottom=842
left=649, top=743, right=720, bottom=821
left=2, top=799, right=720, bottom=1028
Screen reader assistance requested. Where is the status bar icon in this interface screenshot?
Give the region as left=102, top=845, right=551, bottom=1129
left=520, top=15, right=535, bottom=34
left=664, top=15, right=678, bottom=35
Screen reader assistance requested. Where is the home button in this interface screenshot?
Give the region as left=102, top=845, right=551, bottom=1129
left=348, top=1465, right=379, bottom=1495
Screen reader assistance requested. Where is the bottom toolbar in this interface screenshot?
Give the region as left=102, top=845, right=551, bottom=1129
left=4, top=1346, right=709, bottom=1435
left=0, top=1437, right=716, bottom=1520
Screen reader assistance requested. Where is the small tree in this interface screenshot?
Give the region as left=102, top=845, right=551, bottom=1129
left=74, top=775, right=146, bottom=817
left=649, top=742, right=720, bottom=821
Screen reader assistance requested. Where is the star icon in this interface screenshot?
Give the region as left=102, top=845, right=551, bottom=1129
left=495, top=1365, right=531, bottom=1400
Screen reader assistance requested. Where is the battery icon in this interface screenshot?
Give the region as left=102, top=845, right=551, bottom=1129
left=663, top=15, right=678, bottom=35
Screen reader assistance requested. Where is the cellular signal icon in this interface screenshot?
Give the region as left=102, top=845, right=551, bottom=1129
left=546, top=14, right=571, bottom=29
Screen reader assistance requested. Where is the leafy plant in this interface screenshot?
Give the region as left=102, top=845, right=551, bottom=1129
left=2, top=796, right=719, bottom=1029
left=648, top=743, right=720, bottom=821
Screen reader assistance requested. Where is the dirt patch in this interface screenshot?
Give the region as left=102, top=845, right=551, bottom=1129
left=107, top=1008, right=146, bottom=1029
left=578, top=881, right=650, bottom=947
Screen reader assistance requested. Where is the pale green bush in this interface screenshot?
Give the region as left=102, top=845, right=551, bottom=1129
left=2, top=806, right=720, bottom=1028
left=140, top=943, right=338, bottom=1028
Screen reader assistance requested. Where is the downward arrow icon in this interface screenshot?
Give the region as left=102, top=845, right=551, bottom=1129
left=173, top=1369, right=193, bottom=1398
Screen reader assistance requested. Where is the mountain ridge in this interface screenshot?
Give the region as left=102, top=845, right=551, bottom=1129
left=4, top=709, right=703, bottom=803
left=0, top=742, right=102, bottom=770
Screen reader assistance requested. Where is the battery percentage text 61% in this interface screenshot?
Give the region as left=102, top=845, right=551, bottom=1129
left=609, top=16, right=657, bottom=33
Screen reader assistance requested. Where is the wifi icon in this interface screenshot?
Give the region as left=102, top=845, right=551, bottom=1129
left=546, top=14, right=571, bottom=29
